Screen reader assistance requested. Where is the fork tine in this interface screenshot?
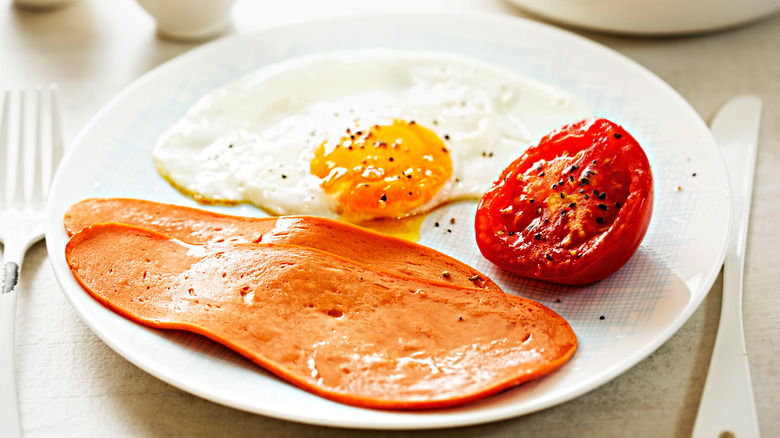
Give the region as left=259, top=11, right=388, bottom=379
left=48, top=84, right=63, bottom=197
left=1, top=89, right=24, bottom=206
left=29, top=86, right=44, bottom=206
left=0, top=90, right=9, bottom=205
left=30, top=86, right=49, bottom=206
left=10, top=89, right=25, bottom=207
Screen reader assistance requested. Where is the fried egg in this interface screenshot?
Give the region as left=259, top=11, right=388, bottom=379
left=153, top=50, right=590, bottom=222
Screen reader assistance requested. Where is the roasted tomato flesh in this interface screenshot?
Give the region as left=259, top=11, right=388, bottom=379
left=475, top=117, right=653, bottom=285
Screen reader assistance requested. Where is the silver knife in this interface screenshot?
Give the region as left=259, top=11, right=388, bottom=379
left=692, top=95, right=763, bottom=438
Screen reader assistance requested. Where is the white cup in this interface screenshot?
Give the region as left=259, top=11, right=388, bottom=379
left=136, top=0, right=237, bottom=42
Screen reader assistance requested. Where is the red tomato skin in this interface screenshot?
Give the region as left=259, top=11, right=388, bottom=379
left=474, top=117, right=654, bottom=285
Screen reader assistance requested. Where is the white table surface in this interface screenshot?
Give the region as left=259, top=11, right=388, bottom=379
left=2, top=0, right=779, bottom=436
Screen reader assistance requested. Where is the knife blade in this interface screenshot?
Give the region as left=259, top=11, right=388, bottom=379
left=692, top=95, right=762, bottom=438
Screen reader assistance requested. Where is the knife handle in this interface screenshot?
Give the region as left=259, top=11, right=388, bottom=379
left=691, top=254, right=759, bottom=438
left=692, top=95, right=762, bottom=438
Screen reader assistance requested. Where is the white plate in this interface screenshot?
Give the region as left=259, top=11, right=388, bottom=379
left=46, top=12, right=730, bottom=430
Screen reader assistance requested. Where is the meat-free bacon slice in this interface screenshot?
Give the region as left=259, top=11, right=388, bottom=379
left=65, top=223, right=577, bottom=410
left=64, top=198, right=497, bottom=292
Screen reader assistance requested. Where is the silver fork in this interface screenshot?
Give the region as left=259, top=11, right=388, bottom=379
left=0, top=85, right=64, bottom=438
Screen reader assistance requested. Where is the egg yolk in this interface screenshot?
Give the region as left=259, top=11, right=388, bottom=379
left=310, top=119, right=453, bottom=221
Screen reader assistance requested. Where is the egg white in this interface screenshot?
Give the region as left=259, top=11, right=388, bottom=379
left=152, top=49, right=591, bottom=219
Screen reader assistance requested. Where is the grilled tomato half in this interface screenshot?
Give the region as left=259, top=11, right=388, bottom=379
left=475, top=117, right=653, bottom=285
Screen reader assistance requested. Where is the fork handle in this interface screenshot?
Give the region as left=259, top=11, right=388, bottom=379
left=3, top=262, right=19, bottom=294
left=1, top=262, right=24, bottom=438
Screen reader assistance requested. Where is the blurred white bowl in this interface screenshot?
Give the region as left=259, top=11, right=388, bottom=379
left=506, top=0, right=780, bottom=35
left=136, top=0, right=236, bottom=42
